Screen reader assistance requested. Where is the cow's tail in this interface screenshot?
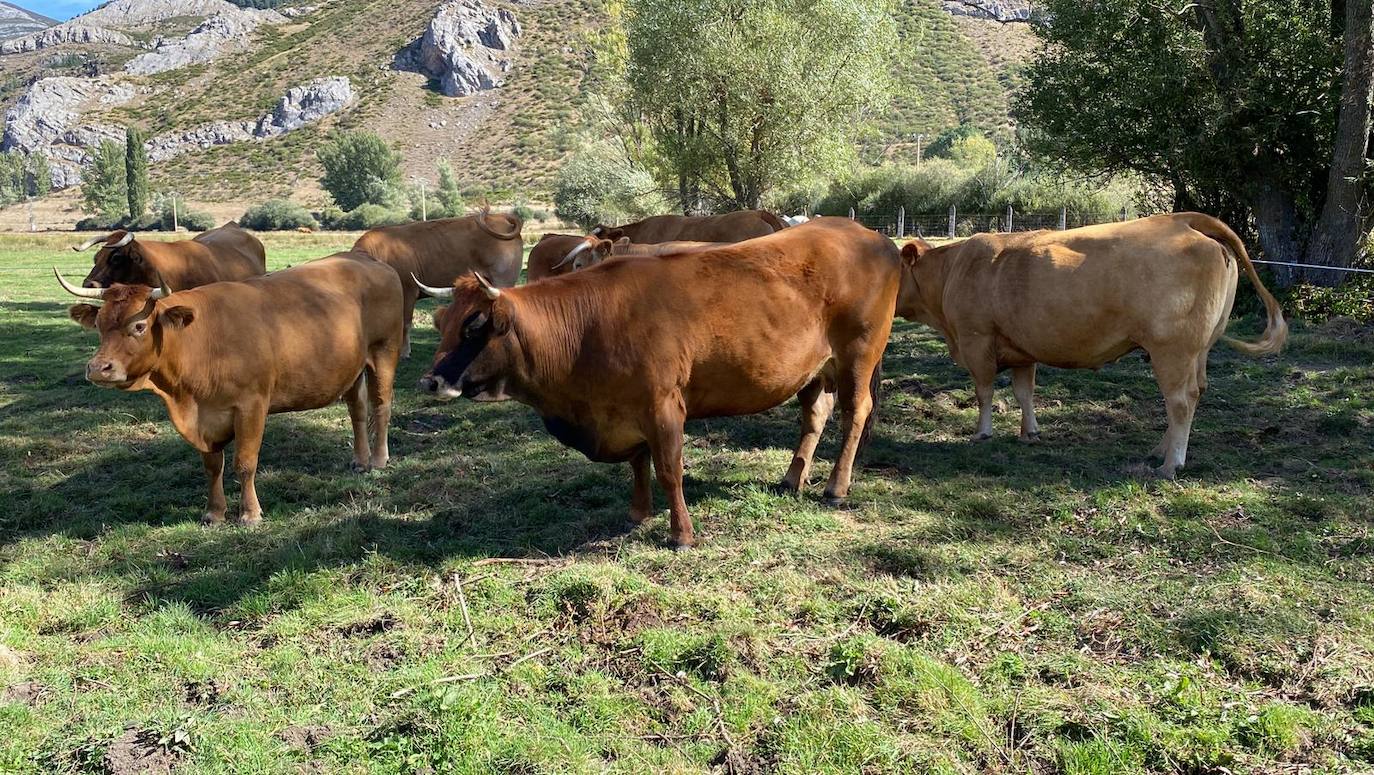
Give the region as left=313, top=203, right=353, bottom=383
left=475, top=205, right=522, bottom=241
left=857, top=354, right=882, bottom=457
left=759, top=210, right=789, bottom=232
left=1180, top=212, right=1288, bottom=356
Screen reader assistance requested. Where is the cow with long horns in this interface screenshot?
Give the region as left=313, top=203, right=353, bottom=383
left=75, top=222, right=266, bottom=291
left=56, top=252, right=404, bottom=526
left=413, top=218, right=900, bottom=548
left=353, top=207, right=523, bottom=359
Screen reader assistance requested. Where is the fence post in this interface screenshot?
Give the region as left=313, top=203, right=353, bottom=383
left=948, top=204, right=956, bottom=239
left=849, top=207, right=855, bottom=221
left=897, top=206, right=905, bottom=238
left=1120, top=206, right=1128, bottom=222
left=1006, top=205, right=1014, bottom=233
left=1059, top=206, right=1067, bottom=231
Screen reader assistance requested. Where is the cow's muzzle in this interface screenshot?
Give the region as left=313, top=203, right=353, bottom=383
left=418, top=373, right=462, bottom=399
left=86, top=358, right=128, bottom=387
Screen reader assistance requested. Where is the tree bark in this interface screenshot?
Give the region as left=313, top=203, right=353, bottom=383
left=1304, top=0, right=1374, bottom=285
left=1250, top=182, right=1308, bottom=287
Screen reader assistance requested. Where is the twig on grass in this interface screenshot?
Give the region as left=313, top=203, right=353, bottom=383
left=452, top=573, right=475, bottom=648
left=472, top=556, right=568, bottom=567
left=388, top=645, right=556, bottom=699
left=1205, top=521, right=1274, bottom=556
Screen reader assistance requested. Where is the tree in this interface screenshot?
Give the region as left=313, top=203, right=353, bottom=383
left=1017, top=0, right=1373, bottom=285
left=554, top=141, right=665, bottom=228
left=434, top=160, right=464, bottom=218
left=81, top=140, right=127, bottom=225
left=125, top=127, right=149, bottom=221
left=24, top=152, right=50, bottom=199
left=317, top=131, right=403, bottom=211
left=621, top=0, right=893, bottom=212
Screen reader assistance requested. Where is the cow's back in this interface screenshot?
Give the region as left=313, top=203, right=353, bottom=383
left=188, top=222, right=267, bottom=279
left=622, top=211, right=781, bottom=243
left=943, top=216, right=1242, bottom=368
left=527, top=234, right=585, bottom=282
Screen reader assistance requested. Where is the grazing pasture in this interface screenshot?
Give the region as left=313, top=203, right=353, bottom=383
left=2, top=231, right=1372, bottom=772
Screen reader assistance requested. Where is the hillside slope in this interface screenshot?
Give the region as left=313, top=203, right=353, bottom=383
left=0, top=1, right=54, bottom=41
left=0, top=0, right=1035, bottom=209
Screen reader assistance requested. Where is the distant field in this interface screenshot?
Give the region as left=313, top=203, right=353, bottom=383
left=2, top=232, right=1373, bottom=772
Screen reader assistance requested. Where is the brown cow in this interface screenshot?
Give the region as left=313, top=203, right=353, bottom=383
left=354, top=207, right=523, bottom=358
left=76, top=222, right=266, bottom=291
left=894, top=212, right=1287, bottom=478
left=591, top=210, right=786, bottom=246
left=527, top=233, right=594, bottom=282
left=414, top=218, right=899, bottom=548
left=57, top=253, right=404, bottom=525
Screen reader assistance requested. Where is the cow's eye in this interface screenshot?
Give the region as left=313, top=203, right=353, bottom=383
left=462, top=312, right=488, bottom=338
left=130, top=320, right=147, bottom=336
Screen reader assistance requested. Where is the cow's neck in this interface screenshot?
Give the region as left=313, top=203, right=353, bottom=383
left=504, top=294, right=592, bottom=413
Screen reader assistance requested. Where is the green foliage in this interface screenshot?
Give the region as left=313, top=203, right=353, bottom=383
left=241, top=199, right=318, bottom=231
left=553, top=141, right=664, bottom=228
left=0, top=152, right=50, bottom=204
left=317, top=131, right=404, bottom=212
left=125, top=127, right=150, bottom=220
left=81, top=140, right=128, bottom=223
left=155, top=196, right=215, bottom=231
left=434, top=160, right=465, bottom=219
left=328, top=203, right=410, bottom=230
left=621, top=0, right=893, bottom=210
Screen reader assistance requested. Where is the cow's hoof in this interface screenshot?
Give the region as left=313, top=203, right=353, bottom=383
left=1150, top=465, right=1179, bottom=481
left=370, top=455, right=390, bottom=471
left=201, top=512, right=226, bottom=526
left=770, top=480, right=800, bottom=496
left=823, top=494, right=849, bottom=509
left=349, top=460, right=370, bottom=474
left=1019, top=432, right=1042, bottom=445
left=669, top=541, right=694, bottom=552
left=237, top=512, right=263, bottom=528
left=971, top=432, right=993, bottom=442
left=627, top=510, right=651, bottom=526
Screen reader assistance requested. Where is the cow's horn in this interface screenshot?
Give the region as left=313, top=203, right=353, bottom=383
left=149, top=273, right=172, bottom=300
left=54, top=267, right=107, bottom=299
left=110, top=231, right=134, bottom=248
left=553, top=240, right=592, bottom=269
left=411, top=273, right=455, bottom=299
left=71, top=234, right=109, bottom=251
left=473, top=271, right=501, bottom=300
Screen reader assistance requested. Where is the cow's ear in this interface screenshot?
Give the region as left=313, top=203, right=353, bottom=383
left=593, top=239, right=615, bottom=258
left=900, top=239, right=931, bottom=267
left=69, top=304, right=99, bottom=329
left=490, top=298, right=514, bottom=336
left=433, top=305, right=449, bottom=331
left=161, top=305, right=195, bottom=328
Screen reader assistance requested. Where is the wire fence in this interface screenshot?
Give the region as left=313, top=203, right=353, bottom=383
left=837, top=205, right=1140, bottom=239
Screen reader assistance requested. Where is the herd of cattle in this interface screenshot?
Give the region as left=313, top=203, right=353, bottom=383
left=54, top=208, right=1287, bottom=547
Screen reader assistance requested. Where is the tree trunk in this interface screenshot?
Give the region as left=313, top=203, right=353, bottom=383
left=1303, top=0, right=1374, bottom=286
left=1250, top=182, right=1308, bottom=287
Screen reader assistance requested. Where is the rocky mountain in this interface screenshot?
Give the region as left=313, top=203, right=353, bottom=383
left=0, top=0, right=1034, bottom=207
left=0, top=1, right=55, bottom=41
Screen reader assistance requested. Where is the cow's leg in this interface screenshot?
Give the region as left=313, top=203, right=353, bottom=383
left=343, top=372, right=371, bottom=472
left=777, top=374, right=836, bottom=493
left=823, top=356, right=879, bottom=507
left=629, top=448, right=653, bottom=525
left=400, top=290, right=417, bottom=360
left=648, top=395, right=693, bottom=548
left=232, top=403, right=268, bottom=526
left=365, top=352, right=397, bottom=470
left=1149, top=350, right=1201, bottom=479
left=1194, top=349, right=1210, bottom=395
left=963, top=338, right=997, bottom=441
left=201, top=450, right=226, bottom=525
left=1012, top=364, right=1040, bottom=443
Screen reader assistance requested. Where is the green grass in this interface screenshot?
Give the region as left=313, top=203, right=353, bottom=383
left=2, top=232, right=1373, bottom=772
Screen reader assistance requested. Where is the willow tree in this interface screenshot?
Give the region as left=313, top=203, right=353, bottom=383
left=623, top=0, right=894, bottom=212
left=1016, top=0, right=1373, bottom=285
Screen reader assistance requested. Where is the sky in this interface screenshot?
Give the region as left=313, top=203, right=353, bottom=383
left=12, top=0, right=103, bottom=21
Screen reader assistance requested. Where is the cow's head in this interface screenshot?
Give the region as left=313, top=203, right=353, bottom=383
left=895, top=238, right=937, bottom=324
left=571, top=238, right=620, bottom=271
left=549, top=234, right=601, bottom=272
left=55, top=269, right=190, bottom=390
left=414, top=272, right=518, bottom=402
left=590, top=225, right=626, bottom=243
left=74, top=231, right=159, bottom=289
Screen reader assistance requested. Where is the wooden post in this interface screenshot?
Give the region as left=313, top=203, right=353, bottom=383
left=1006, top=205, right=1014, bottom=232
left=897, top=206, right=905, bottom=238
left=948, top=204, right=956, bottom=239
left=848, top=207, right=855, bottom=220
left=1059, top=206, right=1067, bottom=230
left=172, top=196, right=178, bottom=231
left=1120, top=206, right=1128, bottom=222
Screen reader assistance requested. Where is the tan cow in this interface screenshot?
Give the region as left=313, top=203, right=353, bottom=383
left=76, top=222, right=266, bottom=290
left=57, top=253, right=404, bottom=525
left=895, top=212, right=1287, bottom=478
left=415, top=218, right=899, bottom=548
left=527, top=233, right=594, bottom=282
left=591, top=210, right=786, bottom=245
left=354, top=207, right=523, bottom=358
